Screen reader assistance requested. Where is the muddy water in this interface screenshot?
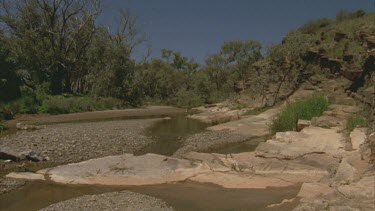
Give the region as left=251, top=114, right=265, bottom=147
left=135, top=114, right=209, bottom=156
left=0, top=181, right=300, bottom=211
left=209, top=137, right=268, bottom=154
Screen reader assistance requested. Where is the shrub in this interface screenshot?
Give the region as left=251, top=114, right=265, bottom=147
left=300, top=18, right=332, bottom=34
left=346, top=114, right=367, bottom=132
left=0, top=119, right=5, bottom=132
left=336, top=9, right=366, bottom=22
left=175, top=89, right=204, bottom=109
left=0, top=101, right=21, bottom=120
left=40, top=96, right=123, bottom=114
left=40, top=96, right=70, bottom=114
left=271, top=94, right=330, bottom=134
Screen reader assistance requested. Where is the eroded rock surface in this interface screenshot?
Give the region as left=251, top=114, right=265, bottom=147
left=35, top=154, right=211, bottom=186
left=256, top=127, right=345, bottom=160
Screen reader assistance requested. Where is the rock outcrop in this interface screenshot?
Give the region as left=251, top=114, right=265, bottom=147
left=255, top=127, right=345, bottom=160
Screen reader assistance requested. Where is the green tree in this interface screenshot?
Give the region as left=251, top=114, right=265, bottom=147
left=204, top=54, right=228, bottom=91
left=267, top=30, right=314, bottom=105
left=220, top=40, right=262, bottom=91
left=0, top=0, right=101, bottom=95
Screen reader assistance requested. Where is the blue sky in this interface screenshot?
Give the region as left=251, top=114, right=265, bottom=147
left=100, top=0, right=375, bottom=63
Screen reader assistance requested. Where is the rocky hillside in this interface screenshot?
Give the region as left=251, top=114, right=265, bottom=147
left=241, top=11, right=374, bottom=126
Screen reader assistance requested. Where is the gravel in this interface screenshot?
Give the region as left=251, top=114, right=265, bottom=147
left=40, top=191, right=174, bottom=211
left=0, top=119, right=160, bottom=164
left=0, top=178, right=26, bottom=195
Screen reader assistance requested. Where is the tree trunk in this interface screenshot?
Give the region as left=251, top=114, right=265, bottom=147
left=51, top=69, right=64, bottom=95
left=64, top=72, right=72, bottom=94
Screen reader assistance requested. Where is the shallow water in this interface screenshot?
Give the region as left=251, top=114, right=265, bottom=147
left=135, top=114, right=209, bottom=156
left=0, top=181, right=300, bottom=211
left=209, top=137, right=268, bottom=154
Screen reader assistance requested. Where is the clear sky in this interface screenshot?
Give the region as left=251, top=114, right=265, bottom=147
left=100, top=0, right=375, bottom=63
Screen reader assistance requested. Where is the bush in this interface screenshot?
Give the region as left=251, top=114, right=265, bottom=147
left=346, top=114, right=367, bottom=132
left=174, top=89, right=204, bottom=109
left=300, top=18, right=332, bottom=34
left=0, top=101, right=21, bottom=120
left=336, top=9, right=366, bottom=22
left=40, top=96, right=123, bottom=114
left=0, top=119, right=5, bottom=132
left=271, top=94, right=330, bottom=134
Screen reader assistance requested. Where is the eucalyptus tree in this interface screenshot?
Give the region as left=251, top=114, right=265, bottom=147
left=267, top=30, right=314, bottom=104
left=204, top=53, right=228, bottom=92
left=0, top=0, right=101, bottom=94
left=220, top=40, right=262, bottom=91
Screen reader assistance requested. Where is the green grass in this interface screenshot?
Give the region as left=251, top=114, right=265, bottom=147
left=270, top=94, right=330, bottom=134
left=346, top=114, right=368, bottom=132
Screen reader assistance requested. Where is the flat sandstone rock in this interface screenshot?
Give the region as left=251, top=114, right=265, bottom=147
left=255, top=127, right=345, bottom=160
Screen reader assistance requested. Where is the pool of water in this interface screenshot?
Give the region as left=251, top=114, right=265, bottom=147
left=0, top=181, right=300, bottom=211
left=211, top=137, right=270, bottom=154
left=135, top=114, right=210, bottom=156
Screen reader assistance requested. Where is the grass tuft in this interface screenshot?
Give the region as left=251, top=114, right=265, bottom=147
left=346, top=114, right=367, bottom=132
left=270, top=94, right=330, bottom=134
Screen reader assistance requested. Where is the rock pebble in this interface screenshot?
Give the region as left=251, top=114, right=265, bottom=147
left=0, top=119, right=158, bottom=164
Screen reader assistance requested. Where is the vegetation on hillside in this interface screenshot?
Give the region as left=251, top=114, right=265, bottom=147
left=244, top=10, right=374, bottom=108
left=0, top=1, right=373, bottom=123
left=0, top=118, right=4, bottom=131
left=270, top=94, right=330, bottom=134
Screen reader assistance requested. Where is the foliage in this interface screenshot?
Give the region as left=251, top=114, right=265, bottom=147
left=300, top=18, right=332, bottom=34
left=271, top=94, right=330, bottom=134
left=336, top=9, right=366, bottom=22
left=265, top=30, right=315, bottom=105
left=219, top=40, right=262, bottom=90
left=0, top=0, right=144, bottom=105
left=0, top=119, right=4, bottom=132
left=346, top=114, right=368, bottom=132
left=174, top=89, right=204, bottom=109
left=40, top=96, right=122, bottom=114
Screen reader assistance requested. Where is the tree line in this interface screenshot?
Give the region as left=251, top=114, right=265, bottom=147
left=0, top=0, right=263, bottom=111
left=1, top=1, right=369, bottom=117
